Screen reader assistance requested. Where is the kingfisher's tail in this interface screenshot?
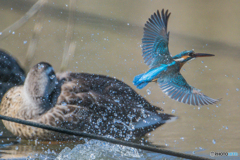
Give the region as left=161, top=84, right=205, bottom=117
left=133, top=73, right=149, bottom=89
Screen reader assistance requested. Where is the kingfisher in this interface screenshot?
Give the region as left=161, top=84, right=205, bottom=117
left=133, top=9, right=219, bottom=106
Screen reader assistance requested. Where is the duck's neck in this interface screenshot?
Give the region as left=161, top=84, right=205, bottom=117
left=22, top=79, right=63, bottom=118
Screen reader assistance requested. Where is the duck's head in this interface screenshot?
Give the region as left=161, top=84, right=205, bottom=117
left=24, top=62, right=63, bottom=111
left=172, top=50, right=214, bottom=67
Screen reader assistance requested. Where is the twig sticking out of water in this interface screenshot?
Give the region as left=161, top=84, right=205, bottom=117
left=60, top=0, right=77, bottom=72
left=24, top=3, right=46, bottom=72
left=0, top=0, right=47, bottom=42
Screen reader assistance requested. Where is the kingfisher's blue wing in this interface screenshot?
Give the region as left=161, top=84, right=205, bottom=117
left=142, top=9, right=173, bottom=68
left=158, top=73, right=219, bottom=106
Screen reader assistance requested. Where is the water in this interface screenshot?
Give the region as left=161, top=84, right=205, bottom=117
left=0, top=0, right=240, bottom=159
left=56, top=139, right=142, bottom=160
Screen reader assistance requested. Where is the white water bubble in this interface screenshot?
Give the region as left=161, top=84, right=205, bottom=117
left=212, top=139, right=216, bottom=144
left=146, top=89, right=151, bottom=95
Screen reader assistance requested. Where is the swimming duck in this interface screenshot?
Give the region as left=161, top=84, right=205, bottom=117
left=0, top=61, right=176, bottom=140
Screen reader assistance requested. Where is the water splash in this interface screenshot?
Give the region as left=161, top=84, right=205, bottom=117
left=55, top=139, right=142, bottom=160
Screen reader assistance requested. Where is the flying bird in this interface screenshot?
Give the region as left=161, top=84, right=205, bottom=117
left=133, top=9, right=219, bottom=106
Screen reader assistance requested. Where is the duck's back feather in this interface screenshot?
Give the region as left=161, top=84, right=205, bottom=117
left=53, top=72, right=175, bottom=139
left=1, top=72, right=176, bottom=140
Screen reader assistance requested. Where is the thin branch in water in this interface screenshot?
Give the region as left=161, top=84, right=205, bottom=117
left=24, top=3, right=47, bottom=72
left=60, top=0, right=77, bottom=72
left=0, top=0, right=47, bottom=42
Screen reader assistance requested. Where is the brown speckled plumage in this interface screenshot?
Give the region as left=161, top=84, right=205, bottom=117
left=0, top=62, right=176, bottom=140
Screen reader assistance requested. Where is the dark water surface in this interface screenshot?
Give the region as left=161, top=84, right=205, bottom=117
left=0, top=0, right=239, bottom=159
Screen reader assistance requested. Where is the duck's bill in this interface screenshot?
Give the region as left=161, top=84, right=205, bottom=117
left=194, top=53, right=215, bottom=57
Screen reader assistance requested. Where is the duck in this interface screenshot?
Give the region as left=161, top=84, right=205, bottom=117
left=0, top=54, right=176, bottom=140
left=0, top=49, right=25, bottom=102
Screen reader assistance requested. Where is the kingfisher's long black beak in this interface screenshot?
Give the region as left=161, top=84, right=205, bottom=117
left=193, top=53, right=215, bottom=58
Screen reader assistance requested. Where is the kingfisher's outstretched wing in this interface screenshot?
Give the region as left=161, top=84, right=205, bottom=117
left=158, top=73, right=219, bottom=106
left=142, top=9, right=173, bottom=68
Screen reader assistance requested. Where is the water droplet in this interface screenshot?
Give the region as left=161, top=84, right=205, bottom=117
left=236, top=88, right=239, bottom=91
left=201, top=61, right=204, bottom=63
left=180, top=137, right=184, bottom=140
left=23, top=41, right=27, bottom=44
left=0, top=32, right=2, bottom=35
left=226, top=126, right=228, bottom=130
left=162, top=101, right=165, bottom=105
left=61, top=102, right=67, bottom=106
left=192, top=151, right=195, bottom=154
left=65, top=4, right=68, bottom=7
left=50, top=75, right=55, bottom=79
left=171, top=109, right=175, bottom=114
left=11, top=8, right=13, bottom=10
left=216, top=105, right=218, bottom=108
left=12, top=31, right=15, bottom=34
left=146, top=89, right=151, bottom=95
left=114, top=99, right=120, bottom=103
left=0, top=131, right=3, bottom=136
left=205, top=66, right=207, bottom=68
left=212, top=139, right=216, bottom=144
left=127, top=23, right=130, bottom=25
left=15, top=146, right=18, bottom=150
left=90, top=153, right=95, bottom=159
left=38, top=64, right=42, bottom=69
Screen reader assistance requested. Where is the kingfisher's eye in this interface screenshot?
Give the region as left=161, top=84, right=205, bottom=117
left=189, top=52, right=194, bottom=56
